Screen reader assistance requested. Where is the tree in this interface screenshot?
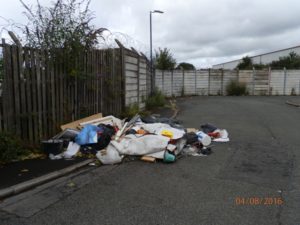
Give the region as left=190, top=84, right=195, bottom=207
left=236, top=56, right=253, bottom=69
left=154, top=48, right=176, bottom=70
left=269, top=52, right=300, bottom=69
left=17, top=0, right=106, bottom=76
left=236, top=56, right=267, bottom=70
left=19, top=0, right=106, bottom=50
left=176, top=62, right=195, bottom=70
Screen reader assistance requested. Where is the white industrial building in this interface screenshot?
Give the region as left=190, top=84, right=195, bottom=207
left=213, top=45, right=300, bottom=69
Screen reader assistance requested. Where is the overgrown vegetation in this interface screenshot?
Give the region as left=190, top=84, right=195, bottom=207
left=154, top=48, right=176, bottom=70
left=16, top=0, right=106, bottom=76
left=226, top=80, right=248, bottom=96
left=270, top=52, right=300, bottom=69
left=236, top=52, right=300, bottom=70
left=176, top=62, right=195, bottom=70
left=122, top=103, right=140, bottom=118
left=0, top=132, right=29, bottom=164
left=146, top=89, right=166, bottom=110
left=236, top=56, right=267, bottom=70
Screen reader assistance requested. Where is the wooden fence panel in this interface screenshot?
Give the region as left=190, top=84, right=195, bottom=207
left=0, top=43, right=136, bottom=143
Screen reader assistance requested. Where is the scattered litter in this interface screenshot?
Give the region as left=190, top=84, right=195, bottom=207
left=61, top=113, right=103, bottom=130
left=67, top=181, right=76, bottom=188
left=49, top=153, right=63, bottom=160
left=200, top=123, right=230, bottom=143
left=20, top=169, right=29, bottom=173
left=163, top=151, right=176, bottom=163
left=201, top=123, right=218, bottom=134
left=96, top=145, right=123, bottom=165
left=63, top=142, right=80, bottom=159
left=44, top=113, right=229, bottom=165
left=196, top=131, right=211, bottom=146
left=141, top=156, right=156, bottom=163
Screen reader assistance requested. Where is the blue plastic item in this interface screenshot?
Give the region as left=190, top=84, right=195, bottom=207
left=75, top=125, right=103, bottom=145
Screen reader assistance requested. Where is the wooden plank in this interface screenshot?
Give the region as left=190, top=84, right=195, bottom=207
left=59, top=58, right=63, bottom=125
left=111, top=49, right=115, bottom=114
left=95, top=50, right=99, bottom=113
left=35, top=49, right=43, bottom=140
left=40, top=50, right=47, bottom=138
left=0, top=42, right=4, bottom=130
left=1, top=43, right=11, bottom=130
left=60, top=113, right=103, bottom=130
left=44, top=51, right=52, bottom=137
left=24, top=48, right=33, bottom=141
left=29, top=48, right=39, bottom=142
left=50, top=56, right=56, bottom=134
left=16, top=44, right=28, bottom=140
left=140, top=156, right=156, bottom=163
left=11, top=45, right=21, bottom=135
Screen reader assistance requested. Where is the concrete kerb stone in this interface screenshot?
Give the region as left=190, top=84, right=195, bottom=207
left=0, top=159, right=95, bottom=200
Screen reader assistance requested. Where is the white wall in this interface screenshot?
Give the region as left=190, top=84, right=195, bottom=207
left=155, top=69, right=300, bottom=96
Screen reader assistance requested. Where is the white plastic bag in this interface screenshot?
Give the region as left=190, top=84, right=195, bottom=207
left=96, top=144, right=123, bottom=165
left=112, top=134, right=169, bottom=155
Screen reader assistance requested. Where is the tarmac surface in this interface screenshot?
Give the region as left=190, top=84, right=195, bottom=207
left=1, top=96, right=300, bottom=225
left=0, top=158, right=87, bottom=189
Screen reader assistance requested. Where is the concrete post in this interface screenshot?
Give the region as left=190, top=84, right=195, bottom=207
left=252, top=67, right=255, bottom=95
left=283, top=67, right=287, bottom=95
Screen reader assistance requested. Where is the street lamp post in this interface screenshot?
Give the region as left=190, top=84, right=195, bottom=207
left=150, top=10, right=164, bottom=93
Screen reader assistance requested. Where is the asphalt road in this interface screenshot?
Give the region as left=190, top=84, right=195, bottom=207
left=1, top=96, right=300, bottom=225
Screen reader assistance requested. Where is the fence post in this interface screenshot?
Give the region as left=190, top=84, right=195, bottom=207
left=162, top=70, right=165, bottom=95
left=208, top=69, right=211, bottom=95
left=252, top=67, right=255, bottom=95
left=171, top=70, right=174, bottom=97
left=194, top=70, right=197, bottom=95
left=221, top=69, right=224, bottom=95
left=283, top=67, right=287, bottom=95
left=182, top=69, right=185, bottom=96
left=268, top=67, right=271, bottom=95
left=137, top=53, right=140, bottom=109
left=1, top=38, right=7, bottom=130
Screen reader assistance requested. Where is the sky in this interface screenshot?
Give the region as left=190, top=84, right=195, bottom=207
left=1, top=0, right=300, bottom=68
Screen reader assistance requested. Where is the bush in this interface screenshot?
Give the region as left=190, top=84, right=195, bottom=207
left=122, top=103, right=140, bottom=118
left=226, top=80, right=248, bottom=96
left=0, top=132, right=28, bottom=164
left=146, top=89, right=166, bottom=110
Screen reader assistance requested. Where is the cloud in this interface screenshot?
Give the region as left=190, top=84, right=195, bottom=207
left=1, top=0, right=300, bottom=68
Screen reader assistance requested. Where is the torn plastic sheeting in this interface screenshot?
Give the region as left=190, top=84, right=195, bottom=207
left=110, top=134, right=169, bottom=156
left=212, top=129, right=229, bottom=142
left=146, top=150, right=165, bottom=159
left=141, top=123, right=185, bottom=139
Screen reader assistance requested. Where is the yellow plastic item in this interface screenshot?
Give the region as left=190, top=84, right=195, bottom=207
left=161, top=130, right=174, bottom=138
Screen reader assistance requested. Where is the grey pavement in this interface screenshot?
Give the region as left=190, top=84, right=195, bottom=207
left=1, top=96, right=300, bottom=225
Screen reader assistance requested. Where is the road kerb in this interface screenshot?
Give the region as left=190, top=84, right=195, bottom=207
left=0, top=159, right=95, bottom=200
